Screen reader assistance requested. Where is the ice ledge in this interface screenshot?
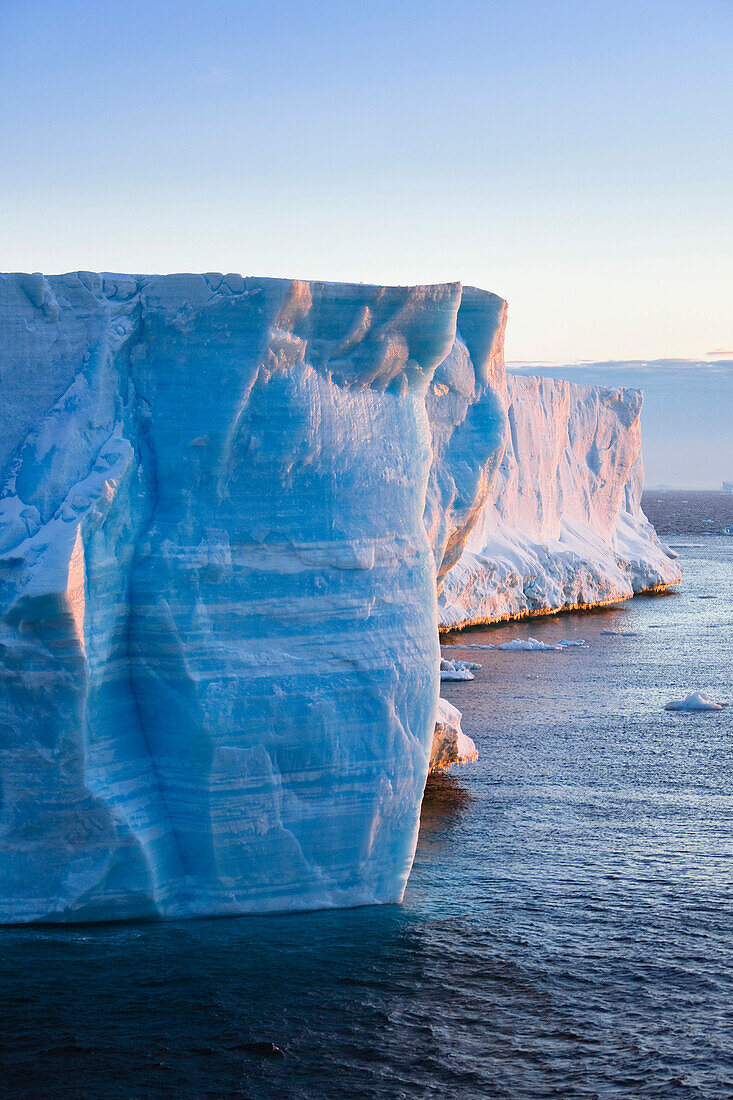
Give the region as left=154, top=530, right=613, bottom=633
left=429, top=699, right=478, bottom=772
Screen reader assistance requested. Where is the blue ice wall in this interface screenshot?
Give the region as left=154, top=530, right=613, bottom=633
left=0, top=273, right=466, bottom=921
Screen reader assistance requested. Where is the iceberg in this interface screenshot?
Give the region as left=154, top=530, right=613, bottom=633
left=664, top=692, right=724, bottom=712
left=437, top=375, right=681, bottom=629
left=0, top=272, right=459, bottom=922
left=439, top=657, right=480, bottom=681
left=0, top=272, right=678, bottom=922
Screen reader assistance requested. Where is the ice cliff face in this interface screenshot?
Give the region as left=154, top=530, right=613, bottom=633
left=423, top=287, right=508, bottom=581
left=0, top=272, right=459, bottom=922
left=437, top=374, right=681, bottom=629
left=0, top=272, right=677, bottom=922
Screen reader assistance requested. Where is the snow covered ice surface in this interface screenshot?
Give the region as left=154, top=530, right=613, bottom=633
left=664, top=692, right=725, bottom=712
left=0, top=272, right=678, bottom=923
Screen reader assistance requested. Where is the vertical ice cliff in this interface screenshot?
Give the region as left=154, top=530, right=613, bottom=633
left=0, top=272, right=458, bottom=921
left=437, top=374, right=681, bottom=629
left=0, top=272, right=679, bottom=922
left=423, top=287, right=508, bottom=581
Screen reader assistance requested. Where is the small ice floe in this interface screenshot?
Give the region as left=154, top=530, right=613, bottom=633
left=498, top=637, right=575, bottom=651
left=664, top=691, right=725, bottom=712
left=442, top=638, right=587, bottom=652
left=601, top=629, right=638, bottom=637
left=440, top=658, right=480, bottom=682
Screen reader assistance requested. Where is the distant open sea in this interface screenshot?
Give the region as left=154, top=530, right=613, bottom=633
left=1, top=492, right=732, bottom=1098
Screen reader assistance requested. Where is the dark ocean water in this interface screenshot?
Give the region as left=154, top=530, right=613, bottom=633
left=1, top=515, right=732, bottom=1097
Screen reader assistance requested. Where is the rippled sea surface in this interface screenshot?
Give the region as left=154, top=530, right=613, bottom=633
left=2, top=534, right=732, bottom=1098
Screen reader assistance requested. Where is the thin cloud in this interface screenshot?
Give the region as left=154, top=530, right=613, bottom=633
left=707, top=348, right=733, bottom=357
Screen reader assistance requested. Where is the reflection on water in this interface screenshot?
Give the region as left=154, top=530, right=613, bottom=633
left=0, top=538, right=732, bottom=1098
left=418, top=770, right=472, bottom=843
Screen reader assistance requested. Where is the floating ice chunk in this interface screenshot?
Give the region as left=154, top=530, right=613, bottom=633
left=664, top=692, right=724, bottom=712
left=430, top=699, right=478, bottom=771
left=440, top=655, right=481, bottom=667
left=601, top=629, right=638, bottom=637
left=439, top=658, right=477, bottom=681
left=497, top=637, right=563, bottom=651
left=442, top=637, right=586, bottom=651
left=497, top=637, right=587, bottom=651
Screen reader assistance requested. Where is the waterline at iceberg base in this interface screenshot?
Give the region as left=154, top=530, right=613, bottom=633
left=0, top=273, right=678, bottom=923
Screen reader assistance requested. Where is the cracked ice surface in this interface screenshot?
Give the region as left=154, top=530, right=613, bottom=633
left=0, top=272, right=463, bottom=922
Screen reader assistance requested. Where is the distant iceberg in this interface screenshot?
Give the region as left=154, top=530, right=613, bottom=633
left=435, top=374, right=681, bottom=629
left=0, top=272, right=678, bottom=922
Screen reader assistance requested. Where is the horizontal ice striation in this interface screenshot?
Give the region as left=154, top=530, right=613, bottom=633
left=438, top=374, right=681, bottom=629
left=0, top=272, right=460, bottom=922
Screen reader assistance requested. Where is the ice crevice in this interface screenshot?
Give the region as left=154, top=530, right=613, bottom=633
left=0, top=273, right=678, bottom=921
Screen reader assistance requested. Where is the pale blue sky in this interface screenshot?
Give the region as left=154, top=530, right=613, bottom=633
left=509, top=359, right=733, bottom=488
left=2, top=0, right=731, bottom=360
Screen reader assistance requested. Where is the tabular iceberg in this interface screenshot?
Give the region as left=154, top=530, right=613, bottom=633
left=0, top=272, right=460, bottom=922
left=437, top=375, right=681, bottom=629
left=0, top=272, right=678, bottom=922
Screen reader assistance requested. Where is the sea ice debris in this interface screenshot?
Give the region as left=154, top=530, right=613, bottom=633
left=664, top=692, right=724, bottom=712
left=440, top=658, right=476, bottom=681
left=430, top=699, right=478, bottom=771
